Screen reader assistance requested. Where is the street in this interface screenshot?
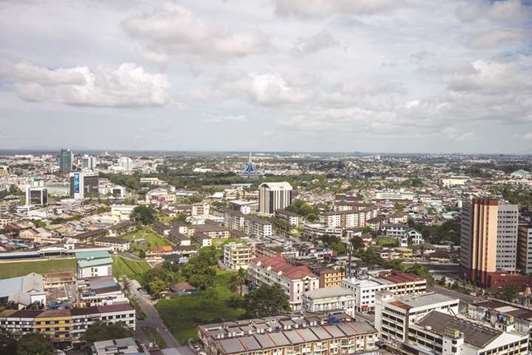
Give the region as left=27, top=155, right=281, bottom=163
left=127, top=279, right=180, bottom=349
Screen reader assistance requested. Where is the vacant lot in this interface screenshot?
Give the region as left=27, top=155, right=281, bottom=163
left=156, top=271, right=245, bottom=343
left=112, top=256, right=151, bottom=281
left=0, top=258, right=76, bottom=279
left=121, top=227, right=171, bottom=251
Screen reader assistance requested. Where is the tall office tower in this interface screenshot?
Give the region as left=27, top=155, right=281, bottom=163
left=460, top=197, right=519, bottom=287
left=118, top=157, right=133, bottom=172
left=58, top=149, right=73, bottom=172
left=26, top=187, right=48, bottom=206
left=81, top=155, right=97, bottom=171
left=70, top=173, right=99, bottom=199
left=258, top=182, right=293, bottom=215
left=518, top=222, right=532, bottom=274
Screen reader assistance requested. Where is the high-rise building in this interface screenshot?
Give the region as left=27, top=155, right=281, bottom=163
left=118, top=157, right=133, bottom=172
left=58, top=149, right=73, bottom=173
left=81, top=155, right=97, bottom=171
left=258, top=182, right=293, bottom=215
left=517, top=222, right=532, bottom=274
left=26, top=186, right=48, bottom=206
left=70, top=172, right=99, bottom=199
left=460, top=197, right=519, bottom=287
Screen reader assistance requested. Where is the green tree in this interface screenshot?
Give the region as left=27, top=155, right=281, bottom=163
left=0, top=328, right=17, bottom=354
left=130, top=205, right=157, bottom=225
left=17, top=333, right=54, bottom=355
left=244, top=284, right=290, bottom=318
left=181, top=246, right=219, bottom=290
left=498, top=287, right=518, bottom=302
left=148, top=278, right=168, bottom=296
left=82, top=321, right=133, bottom=343
left=350, top=236, right=364, bottom=251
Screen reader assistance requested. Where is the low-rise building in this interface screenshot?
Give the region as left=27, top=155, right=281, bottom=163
left=93, top=237, right=131, bottom=252
left=198, top=314, right=379, bottom=355
left=0, top=272, right=47, bottom=307
left=91, top=337, right=142, bottom=355
left=302, top=287, right=355, bottom=315
left=76, top=250, right=113, bottom=279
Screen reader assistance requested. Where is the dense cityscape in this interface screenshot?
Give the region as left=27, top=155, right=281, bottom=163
left=2, top=0, right=532, bottom=354
left=0, top=150, right=531, bottom=355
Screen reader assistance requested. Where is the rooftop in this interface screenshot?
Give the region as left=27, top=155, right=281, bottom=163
left=416, top=311, right=503, bottom=348
left=389, top=292, right=458, bottom=310
left=304, top=287, right=353, bottom=299
left=252, top=256, right=316, bottom=280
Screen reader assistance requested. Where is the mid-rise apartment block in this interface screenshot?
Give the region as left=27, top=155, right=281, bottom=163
left=0, top=303, right=135, bottom=343
left=320, top=209, right=378, bottom=229
left=342, top=271, right=427, bottom=312
left=376, top=292, right=527, bottom=355
left=375, top=292, right=460, bottom=342
left=223, top=242, right=256, bottom=270
left=248, top=255, right=319, bottom=310
left=244, top=215, right=273, bottom=238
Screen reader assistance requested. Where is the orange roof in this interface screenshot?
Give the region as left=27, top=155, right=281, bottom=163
left=151, top=245, right=173, bottom=253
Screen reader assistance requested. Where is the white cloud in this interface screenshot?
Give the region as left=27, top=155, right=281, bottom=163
left=456, top=0, right=531, bottom=23
left=205, top=114, right=248, bottom=123
left=273, top=0, right=404, bottom=17
left=468, top=30, right=523, bottom=49
left=11, top=62, right=170, bottom=107
left=122, top=3, right=267, bottom=62
left=448, top=60, right=530, bottom=95
left=293, top=32, right=339, bottom=55
left=227, top=73, right=309, bottom=106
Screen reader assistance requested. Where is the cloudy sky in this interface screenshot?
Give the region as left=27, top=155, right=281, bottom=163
left=1, top=0, right=531, bottom=153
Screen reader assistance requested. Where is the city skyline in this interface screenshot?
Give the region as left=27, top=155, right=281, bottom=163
left=1, top=0, right=532, bottom=153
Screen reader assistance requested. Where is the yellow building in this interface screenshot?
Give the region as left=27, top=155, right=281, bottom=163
left=319, top=268, right=345, bottom=288
left=34, top=309, right=72, bottom=341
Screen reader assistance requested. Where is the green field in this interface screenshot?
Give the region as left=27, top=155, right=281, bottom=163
left=121, top=227, right=171, bottom=251
left=376, top=236, right=399, bottom=247
left=112, top=256, right=151, bottom=281
left=156, top=271, right=245, bottom=343
left=0, top=258, right=76, bottom=279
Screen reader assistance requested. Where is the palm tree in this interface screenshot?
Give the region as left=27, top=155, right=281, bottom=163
left=230, top=268, right=248, bottom=296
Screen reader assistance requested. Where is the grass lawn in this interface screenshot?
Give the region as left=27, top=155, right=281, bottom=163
left=376, top=236, right=399, bottom=247
left=156, top=270, right=245, bottom=344
left=112, top=256, right=151, bottom=281
left=122, top=227, right=171, bottom=251
left=0, top=258, right=76, bottom=279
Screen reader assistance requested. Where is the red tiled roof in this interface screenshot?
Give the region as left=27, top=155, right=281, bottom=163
left=379, top=271, right=423, bottom=284
left=252, top=256, right=316, bottom=280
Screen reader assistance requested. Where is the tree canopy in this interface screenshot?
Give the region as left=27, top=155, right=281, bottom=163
left=244, top=284, right=290, bottom=318
left=17, top=333, right=54, bottom=355
left=82, top=321, right=133, bottom=343
left=130, top=205, right=157, bottom=225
